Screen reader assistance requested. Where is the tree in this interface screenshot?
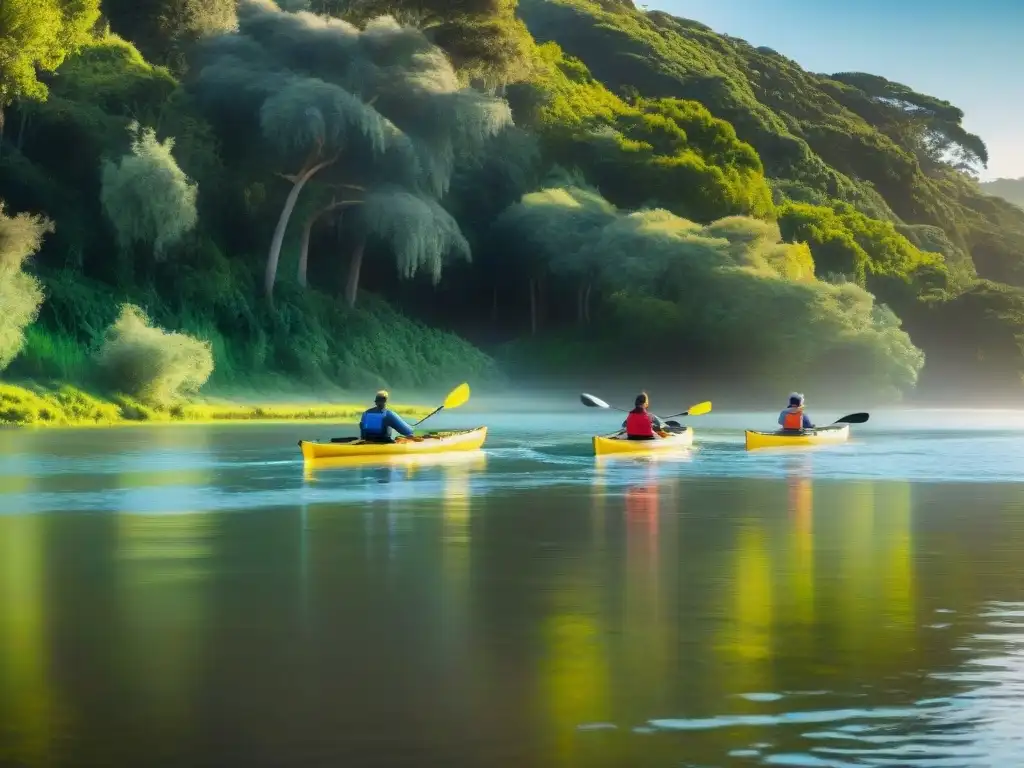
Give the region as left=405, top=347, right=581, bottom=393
left=100, top=122, right=199, bottom=264
left=192, top=0, right=512, bottom=305
left=99, top=0, right=235, bottom=69
left=828, top=72, right=989, bottom=174
left=0, top=0, right=100, bottom=135
left=0, top=202, right=52, bottom=370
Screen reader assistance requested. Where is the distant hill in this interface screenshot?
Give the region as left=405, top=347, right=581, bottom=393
left=981, top=178, right=1024, bottom=209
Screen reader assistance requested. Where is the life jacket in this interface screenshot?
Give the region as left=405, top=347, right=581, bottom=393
left=360, top=408, right=387, bottom=439
left=782, top=407, right=804, bottom=430
left=625, top=408, right=655, bottom=437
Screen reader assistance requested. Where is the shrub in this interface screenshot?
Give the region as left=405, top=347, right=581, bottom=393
left=0, top=203, right=52, bottom=371
left=95, top=303, right=213, bottom=406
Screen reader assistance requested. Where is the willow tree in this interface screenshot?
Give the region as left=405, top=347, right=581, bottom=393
left=0, top=203, right=52, bottom=370
left=100, top=122, right=199, bottom=264
left=192, top=0, right=512, bottom=305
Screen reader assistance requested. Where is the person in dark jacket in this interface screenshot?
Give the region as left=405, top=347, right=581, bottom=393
left=622, top=393, right=667, bottom=440
left=778, top=392, right=814, bottom=430
left=359, top=390, right=415, bottom=443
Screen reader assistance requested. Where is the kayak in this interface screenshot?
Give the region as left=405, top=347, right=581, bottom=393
left=299, top=427, right=487, bottom=460
left=744, top=424, right=850, bottom=450
left=592, top=427, right=694, bottom=456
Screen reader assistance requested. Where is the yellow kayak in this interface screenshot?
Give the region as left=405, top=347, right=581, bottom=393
left=744, top=424, right=849, bottom=450
left=299, top=427, right=487, bottom=460
left=592, top=427, right=694, bottom=456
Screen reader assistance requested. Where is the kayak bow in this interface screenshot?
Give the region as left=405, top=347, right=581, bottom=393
left=744, top=424, right=849, bottom=450
left=299, top=427, right=487, bottom=460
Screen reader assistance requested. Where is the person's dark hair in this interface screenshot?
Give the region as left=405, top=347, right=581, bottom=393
left=635, top=393, right=648, bottom=409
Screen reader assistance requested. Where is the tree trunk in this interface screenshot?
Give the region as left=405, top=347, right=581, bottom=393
left=298, top=199, right=361, bottom=288
left=344, top=239, right=366, bottom=309
left=16, top=108, right=27, bottom=150
left=490, top=286, right=498, bottom=324
left=583, top=283, right=592, bottom=325
left=265, top=155, right=336, bottom=304
left=297, top=214, right=313, bottom=288
left=576, top=284, right=585, bottom=326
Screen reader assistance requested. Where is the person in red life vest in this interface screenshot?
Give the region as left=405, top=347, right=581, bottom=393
left=778, top=392, right=814, bottom=431
left=623, top=393, right=668, bottom=440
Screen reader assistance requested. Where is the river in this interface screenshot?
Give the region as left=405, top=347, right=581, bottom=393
left=1, top=409, right=1023, bottom=766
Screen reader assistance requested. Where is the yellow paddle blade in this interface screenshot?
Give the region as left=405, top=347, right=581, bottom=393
left=687, top=401, right=712, bottom=416
left=443, top=382, right=471, bottom=410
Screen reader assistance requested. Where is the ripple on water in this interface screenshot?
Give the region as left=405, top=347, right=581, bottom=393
left=617, top=602, right=1024, bottom=765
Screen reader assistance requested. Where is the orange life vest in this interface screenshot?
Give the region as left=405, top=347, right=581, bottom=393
left=782, top=408, right=804, bottom=430
left=625, top=409, right=655, bottom=437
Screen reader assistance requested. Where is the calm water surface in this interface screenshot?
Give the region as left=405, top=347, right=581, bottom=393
left=2, top=409, right=1024, bottom=766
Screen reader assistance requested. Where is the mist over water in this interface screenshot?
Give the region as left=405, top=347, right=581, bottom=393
left=1, top=409, right=1023, bottom=766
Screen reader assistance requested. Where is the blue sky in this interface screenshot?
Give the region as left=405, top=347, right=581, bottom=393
left=648, top=0, right=1023, bottom=180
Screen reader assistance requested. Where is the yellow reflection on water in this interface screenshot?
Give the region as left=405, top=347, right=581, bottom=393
left=786, top=457, right=815, bottom=630
left=114, top=431, right=217, bottom=737
left=115, top=513, right=214, bottom=726
left=0, top=515, right=55, bottom=767
left=541, top=608, right=610, bottom=765
left=441, top=454, right=487, bottom=621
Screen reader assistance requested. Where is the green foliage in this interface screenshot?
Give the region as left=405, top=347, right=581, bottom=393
left=100, top=122, right=199, bottom=259
left=94, top=303, right=214, bottom=406
left=519, top=43, right=774, bottom=221
left=515, top=0, right=1024, bottom=286
left=0, top=0, right=100, bottom=107
left=778, top=200, right=950, bottom=306
left=495, top=184, right=924, bottom=395
left=100, top=0, right=235, bottom=70
left=0, top=382, right=120, bottom=425
left=0, top=203, right=52, bottom=371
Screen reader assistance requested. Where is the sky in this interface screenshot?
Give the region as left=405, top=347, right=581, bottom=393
left=649, top=0, right=1023, bottom=180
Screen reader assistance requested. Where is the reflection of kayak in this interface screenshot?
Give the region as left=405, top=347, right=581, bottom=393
left=592, top=427, right=693, bottom=456
left=302, top=449, right=486, bottom=480
left=744, top=424, right=849, bottom=450
left=299, top=427, right=487, bottom=460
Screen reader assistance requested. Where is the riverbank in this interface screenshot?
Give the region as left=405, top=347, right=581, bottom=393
left=0, top=383, right=431, bottom=427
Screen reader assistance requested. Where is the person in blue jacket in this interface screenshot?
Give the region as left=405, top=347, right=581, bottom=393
left=359, top=390, right=415, bottom=443
left=778, top=392, right=814, bottom=431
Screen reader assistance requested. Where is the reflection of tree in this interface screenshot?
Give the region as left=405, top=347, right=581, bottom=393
left=115, top=512, right=214, bottom=737
left=0, top=515, right=55, bottom=766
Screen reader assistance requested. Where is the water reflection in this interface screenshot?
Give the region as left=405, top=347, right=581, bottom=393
left=6, top=425, right=1024, bottom=765
left=0, top=515, right=55, bottom=767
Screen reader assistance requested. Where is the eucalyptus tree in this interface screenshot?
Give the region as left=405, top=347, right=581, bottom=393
left=100, top=122, right=199, bottom=264
left=192, top=0, right=512, bottom=306
left=0, top=202, right=52, bottom=370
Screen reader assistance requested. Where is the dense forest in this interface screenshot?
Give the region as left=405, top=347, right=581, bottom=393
left=1, top=0, right=1023, bottom=409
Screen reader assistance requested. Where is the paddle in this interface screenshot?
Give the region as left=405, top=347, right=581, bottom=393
left=581, top=394, right=711, bottom=437
left=664, top=401, right=712, bottom=420
left=831, top=412, right=869, bottom=425
left=413, top=382, right=471, bottom=428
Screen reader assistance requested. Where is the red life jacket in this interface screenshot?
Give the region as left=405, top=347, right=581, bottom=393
left=782, top=408, right=804, bottom=430
left=625, top=408, right=655, bottom=437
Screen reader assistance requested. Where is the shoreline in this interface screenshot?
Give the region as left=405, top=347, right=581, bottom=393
left=0, top=382, right=431, bottom=428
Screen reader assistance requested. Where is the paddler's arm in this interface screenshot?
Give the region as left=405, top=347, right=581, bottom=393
left=385, top=409, right=415, bottom=437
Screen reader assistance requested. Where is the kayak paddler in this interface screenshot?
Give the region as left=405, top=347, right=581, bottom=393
left=359, top=390, right=415, bottom=443
left=779, top=392, right=814, bottom=431
left=623, top=393, right=668, bottom=440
